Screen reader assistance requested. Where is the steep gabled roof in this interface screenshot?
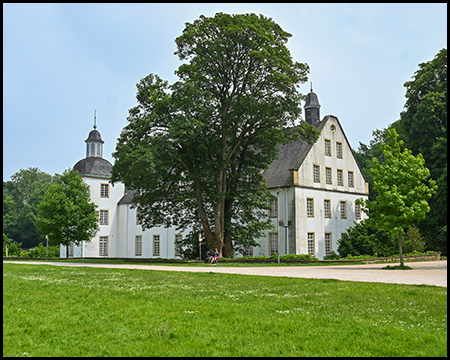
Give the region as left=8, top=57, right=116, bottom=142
left=262, top=118, right=327, bottom=188
left=263, top=115, right=367, bottom=189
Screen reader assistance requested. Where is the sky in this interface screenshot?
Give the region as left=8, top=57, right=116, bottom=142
left=3, top=3, right=447, bottom=181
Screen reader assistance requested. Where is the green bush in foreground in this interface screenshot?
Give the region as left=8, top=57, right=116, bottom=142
left=3, top=263, right=447, bottom=357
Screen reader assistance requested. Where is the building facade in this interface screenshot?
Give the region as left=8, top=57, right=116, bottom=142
left=62, top=90, right=368, bottom=259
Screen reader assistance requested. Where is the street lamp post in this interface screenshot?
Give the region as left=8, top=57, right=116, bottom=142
left=198, top=234, right=202, bottom=264
left=46, top=235, right=49, bottom=260
left=275, top=188, right=282, bottom=264
left=279, top=220, right=291, bottom=255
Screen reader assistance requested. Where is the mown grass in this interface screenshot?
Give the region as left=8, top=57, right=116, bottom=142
left=3, top=263, right=447, bottom=357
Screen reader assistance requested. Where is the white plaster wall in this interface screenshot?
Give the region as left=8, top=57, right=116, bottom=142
left=117, top=203, right=192, bottom=259
left=294, top=186, right=367, bottom=259
left=251, top=187, right=294, bottom=258
left=297, top=116, right=367, bottom=194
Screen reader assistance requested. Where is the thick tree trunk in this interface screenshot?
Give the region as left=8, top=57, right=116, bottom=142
left=398, top=230, right=404, bottom=267
left=214, top=200, right=224, bottom=256
left=193, top=180, right=214, bottom=248
left=213, top=160, right=226, bottom=256
left=223, top=198, right=234, bottom=258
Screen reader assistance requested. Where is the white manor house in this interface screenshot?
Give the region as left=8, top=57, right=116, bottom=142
left=62, top=89, right=369, bottom=260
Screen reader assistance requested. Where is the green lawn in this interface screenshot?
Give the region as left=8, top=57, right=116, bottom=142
left=3, top=263, right=447, bottom=357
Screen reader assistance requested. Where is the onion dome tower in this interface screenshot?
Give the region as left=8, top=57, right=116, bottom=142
left=304, top=83, right=321, bottom=125
left=73, top=111, right=113, bottom=178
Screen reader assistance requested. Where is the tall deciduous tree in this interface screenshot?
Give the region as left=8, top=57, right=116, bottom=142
left=400, top=48, right=447, bottom=255
left=3, top=168, right=60, bottom=248
left=357, top=129, right=437, bottom=266
left=112, top=13, right=319, bottom=256
left=35, top=169, right=99, bottom=258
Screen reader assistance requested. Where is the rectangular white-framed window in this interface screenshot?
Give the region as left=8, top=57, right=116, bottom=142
left=96, top=143, right=102, bottom=157
left=340, top=200, right=347, bottom=219
left=306, top=197, right=314, bottom=218
left=307, top=232, right=315, bottom=256
left=90, top=143, right=95, bottom=157
left=269, top=198, right=278, bottom=217
left=336, top=141, right=343, bottom=159
left=100, top=210, right=109, bottom=225
left=324, top=199, right=331, bottom=218
left=324, top=138, right=332, bottom=156
left=348, top=171, right=354, bottom=187
left=337, top=169, right=344, bottom=186
left=325, top=167, right=332, bottom=184
left=99, top=236, right=108, bottom=256
left=100, top=183, right=109, bottom=198
left=136, top=207, right=142, bottom=225
left=325, top=232, right=332, bottom=256
left=153, top=235, right=160, bottom=257
left=69, top=242, right=74, bottom=257
left=355, top=202, right=361, bottom=220
left=313, top=164, right=320, bottom=183
left=269, top=233, right=278, bottom=256
left=135, top=235, right=142, bottom=256
left=244, top=244, right=254, bottom=257
left=175, top=234, right=182, bottom=257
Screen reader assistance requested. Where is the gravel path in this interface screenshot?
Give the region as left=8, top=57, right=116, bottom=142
left=3, top=260, right=447, bottom=287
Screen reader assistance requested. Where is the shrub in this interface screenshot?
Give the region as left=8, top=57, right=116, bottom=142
left=238, top=254, right=319, bottom=261
left=402, top=225, right=426, bottom=253
left=3, top=234, right=23, bottom=257
left=337, top=220, right=398, bottom=257
left=323, top=251, right=340, bottom=260
left=23, top=243, right=60, bottom=258
left=280, top=254, right=319, bottom=261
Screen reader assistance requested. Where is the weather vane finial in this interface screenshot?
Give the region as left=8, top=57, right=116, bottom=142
left=310, top=82, right=313, bottom=92
left=93, top=109, right=97, bottom=129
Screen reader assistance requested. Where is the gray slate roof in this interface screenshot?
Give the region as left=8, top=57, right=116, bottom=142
left=85, top=129, right=105, bottom=143
left=73, top=157, right=113, bottom=178
left=262, top=117, right=329, bottom=188
left=304, top=90, right=321, bottom=109
left=118, top=190, right=136, bottom=204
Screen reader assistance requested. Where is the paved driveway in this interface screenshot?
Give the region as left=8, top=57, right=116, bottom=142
left=3, top=260, right=447, bottom=287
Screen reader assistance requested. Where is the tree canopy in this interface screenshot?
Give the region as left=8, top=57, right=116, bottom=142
left=400, top=48, right=447, bottom=254
left=111, top=13, right=319, bottom=257
left=35, top=169, right=99, bottom=258
left=3, top=167, right=61, bottom=248
left=353, top=48, right=447, bottom=255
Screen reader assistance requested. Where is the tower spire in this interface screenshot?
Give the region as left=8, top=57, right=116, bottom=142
left=93, top=109, right=97, bottom=129
left=304, top=85, right=321, bottom=125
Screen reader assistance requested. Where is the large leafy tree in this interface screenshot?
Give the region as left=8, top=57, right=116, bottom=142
left=357, top=129, right=437, bottom=266
left=3, top=189, right=16, bottom=236
left=112, top=13, right=319, bottom=257
left=35, top=169, right=99, bottom=258
left=399, top=48, right=447, bottom=255
left=3, top=167, right=60, bottom=248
